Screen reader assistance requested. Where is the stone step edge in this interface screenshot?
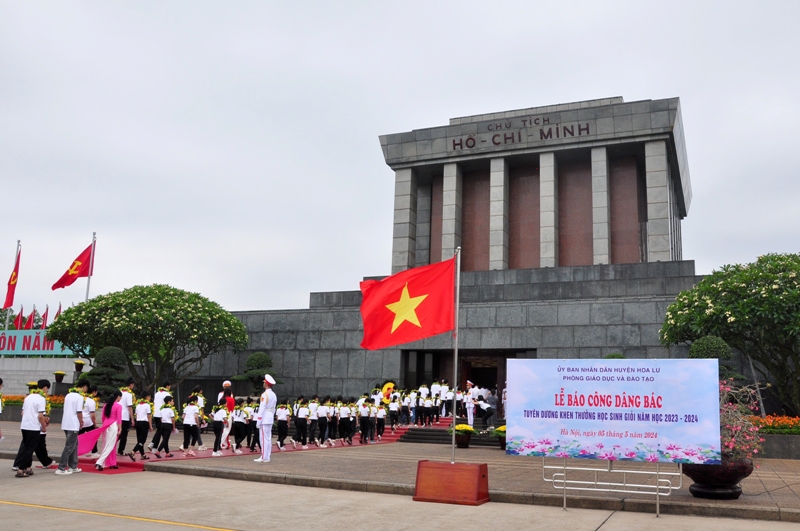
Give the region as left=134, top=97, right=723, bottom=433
left=143, top=462, right=799, bottom=523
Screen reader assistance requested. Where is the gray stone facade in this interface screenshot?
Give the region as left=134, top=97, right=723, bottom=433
left=199, top=261, right=696, bottom=398
left=196, top=97, right=699, bottom=400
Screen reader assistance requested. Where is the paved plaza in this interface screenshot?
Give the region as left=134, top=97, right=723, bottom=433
left=2, top=420, right=799, bottom=525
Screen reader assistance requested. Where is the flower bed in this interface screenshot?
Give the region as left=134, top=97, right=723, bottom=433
left=750, top=415, right=800, bottom=435
left=1, top=394, right=65, bottom=407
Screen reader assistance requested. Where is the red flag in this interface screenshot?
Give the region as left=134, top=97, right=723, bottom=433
left=40, top=305, right=49, bottom=330
left=23, top=307, right=36, bottom=330
left=52, top=243, right=95, bottom=290
left=3, top=248, right=20, bottom=309
left=53, top=302, right=62, bottom=322
left=13, top=306, right=23, bottom=329
left=359, top=257, right=456, bottom=350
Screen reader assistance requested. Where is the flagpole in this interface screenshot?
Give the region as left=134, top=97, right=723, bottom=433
left=84, top=232, right=96, bottom=302
left=450, top=246, right=462, bottom=465
left=4, top=240, right=20, bottom=331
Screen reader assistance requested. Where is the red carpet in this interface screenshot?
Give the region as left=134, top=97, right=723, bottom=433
left=69, top=417, right=456, bottom=475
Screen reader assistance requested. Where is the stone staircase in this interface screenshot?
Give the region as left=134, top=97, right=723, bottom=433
left=399, top=418, right=506, bottom=448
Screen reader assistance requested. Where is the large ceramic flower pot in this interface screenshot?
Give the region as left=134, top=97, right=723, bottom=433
left=455, top=433, right=471, bottom=448
left=682, top=459, right=754, bottom=500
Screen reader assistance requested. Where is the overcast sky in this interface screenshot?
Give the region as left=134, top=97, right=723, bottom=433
left=2, top=1, right=799, bottom=314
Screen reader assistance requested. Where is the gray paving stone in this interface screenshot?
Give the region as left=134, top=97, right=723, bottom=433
left=298, top=351, right=316, bottom=376
left=574, top=326, right=608, bottom=348
left=249, top=332, right=273, bottom=350
left=307, top=312, right=334, bottom=331
left=481, top=327, right=512, bottom=348
left=330, top=352, right=348, bottom=378
left=274, top=332, right=297, bottom=349
left=333, top=311, right=361, bottom=331
left=320, top=331, right=346, bottom=349
left=296, top=331, right=321, bottom=349
left=348, top=351, right=366, bottom=378
left=590, top=302, right=623, bottom=324
left=283, top=351, right=299, bottom=376
left=497, top=305, right=526, bottom=327
left=558, top=304, right=591, bottom=325
left=365, top=351, right=385, bottom=379
left=623, top=302, right=659, bottom=324
left=314, top=351, right=332, bottom=377
left=466, top=306, right=496, bottom=328
left=542, top=326, right=573, bottom=348
left=607, top=325, right=641, bottom=347
left=528, top=305, right=558, bottom=326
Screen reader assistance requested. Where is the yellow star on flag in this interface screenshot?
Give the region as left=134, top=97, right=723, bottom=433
left=385, top=283, right=428, bottom=333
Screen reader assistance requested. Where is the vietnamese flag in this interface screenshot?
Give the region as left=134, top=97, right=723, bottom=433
left=3, top=248, right=20, bottom=309
left=359, top=257, right=456, bottom=350
left=13, top=306, right=23, bottom=329
left=52, top=243, right=95, bottom=290
left=53, top=302, right=62, bottom=322
left=23, top=307, right=36, bottom=330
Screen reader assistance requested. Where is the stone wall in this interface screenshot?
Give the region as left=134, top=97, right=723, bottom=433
left=197, top=261, right=697, bottom=399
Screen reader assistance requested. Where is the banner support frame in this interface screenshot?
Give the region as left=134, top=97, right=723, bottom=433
left=450, top=247, right=462, bottom=465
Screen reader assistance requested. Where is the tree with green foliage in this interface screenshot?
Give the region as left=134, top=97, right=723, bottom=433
left=660, top=253, right=800, bottom=415
left=232, top=351, right=274, bottom=394
left=80, top=346, right=129, bottom=397
left=46, top=284, right=248, bottom=391
left=688, top=335, right=741, bottom=380
left=603, top=353, right=625, bottom=359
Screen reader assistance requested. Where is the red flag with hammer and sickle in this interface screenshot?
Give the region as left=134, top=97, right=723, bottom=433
left=52, top=243, right=95, bottom=290
left=3, top=248, right=20, bottom=309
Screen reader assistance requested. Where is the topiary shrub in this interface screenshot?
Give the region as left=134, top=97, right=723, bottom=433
left=604, top=353, right=625, bottom=359
left=689, top=335, right=741, bottom=380
left=232, top=351, right=274, bottom=394
left=82, top=346, right=129, bottom=398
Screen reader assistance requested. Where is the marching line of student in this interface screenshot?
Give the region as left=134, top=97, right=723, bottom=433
left=4, top=375, right=506, bottom=477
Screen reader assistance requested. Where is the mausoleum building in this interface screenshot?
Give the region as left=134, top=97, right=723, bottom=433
left=199, top=97, right=700, bottom=399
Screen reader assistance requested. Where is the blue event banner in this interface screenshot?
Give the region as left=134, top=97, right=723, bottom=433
left=506, top=359, right=721, bottom=464
left=0, top=330, right=73, bottom=356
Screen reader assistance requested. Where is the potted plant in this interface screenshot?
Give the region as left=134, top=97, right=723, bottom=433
left=74, top=359, right=85, bottom=373
left=53, top=371, right=66, bottom=383
left=448, top=424, right=476, bottom=448
left=682, top=379, right=763, bottom=500
left=490, top=425, right=507, bottom=450
left=26, top=381, right=38, bottom=391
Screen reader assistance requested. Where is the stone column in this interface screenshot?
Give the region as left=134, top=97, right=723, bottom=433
left=645, top=141, right=672, bottom=262
left=591, top=147, right=611, bottom=265
left=391, top=168, right=418, bottom=274
left=414, top=183, right=432, bottom=267
left=539, top=153, right=558, bottom=267
left=441, top=162, right=462, bottom=260
left=489, top=158, right=509, bottom=270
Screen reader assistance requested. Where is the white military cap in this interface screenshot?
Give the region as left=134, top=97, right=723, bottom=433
left=264, top=374, right=276, bottom=385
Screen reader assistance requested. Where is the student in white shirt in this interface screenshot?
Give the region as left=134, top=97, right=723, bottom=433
left=131, top=390, right=153, bottom=460
left=388, top=397, right=400, bottom=433
left=56, top=380, right=87, bottom=475
left=211, top=398, right=228, bottom=456
left=316, top=399, right=330, bottom=448
left=293, top=400, right=310, bottom=449
left=275, top=402, right=291, bottom=451
left=154, top=395, right=176, bottom=458
left=308, top=395, right=320, bottom=446
left=357, top=403, right=371, bottom=444
left=376, top=404, right=386, bottom=441
left=338, top=403, right=352, bottom=445
left=149, top=381, right=171, bottom=452
left=248, top=398, right=261, bottom=453
left=182, top=395, right=200, bottom=456
left=243, top=397, right=256, bottom=451
left=231, top=398, right=249, bottom=454
left=117, top=378, right=136, bottom=456
left=14, top=379, right=49, bottom=478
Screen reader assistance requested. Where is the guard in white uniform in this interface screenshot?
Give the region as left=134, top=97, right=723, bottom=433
left=255, top=374, right=277, bottom=463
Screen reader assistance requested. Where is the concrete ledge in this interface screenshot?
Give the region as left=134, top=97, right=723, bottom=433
left=762, top=434, right=800, bottom=460
left=144, top=461, right=791, bottom=521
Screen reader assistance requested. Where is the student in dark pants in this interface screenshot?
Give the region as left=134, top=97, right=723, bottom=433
left=153, top=396, right=175, bottom=458
left=275, top=403, right=291, bottom=450
left=131, top=390, right=153, bottom=460
left=211, top=398, right=228, bottom=456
